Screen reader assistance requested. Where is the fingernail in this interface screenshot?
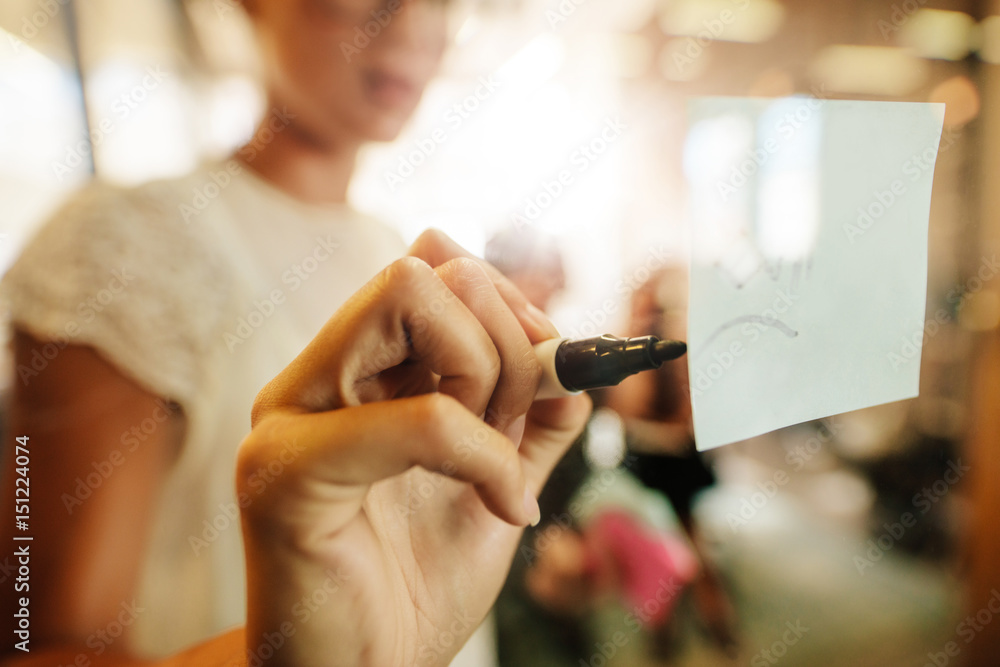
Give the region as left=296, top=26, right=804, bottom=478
left=525, top=303, right=560, bottom=338
left=504, top=415, right=527, bottom=450
left=523, top=487, right=541, bottom=527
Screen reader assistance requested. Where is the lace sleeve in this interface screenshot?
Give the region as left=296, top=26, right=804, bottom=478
left=1, top=179, right=237, bottom=408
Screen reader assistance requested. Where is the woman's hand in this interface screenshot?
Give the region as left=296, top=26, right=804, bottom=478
left=237, top=230, right=591, bottom=666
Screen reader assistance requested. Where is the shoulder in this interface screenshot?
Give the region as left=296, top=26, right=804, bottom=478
left=12, top=167, right=235, bottom=285
left=2, top=168, right=243, bottom=404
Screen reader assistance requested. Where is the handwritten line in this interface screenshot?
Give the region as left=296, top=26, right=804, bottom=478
left=696, top=315, right=798, bottom=358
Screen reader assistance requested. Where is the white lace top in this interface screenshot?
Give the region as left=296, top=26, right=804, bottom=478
left=1, top=161, right=406, bottom=657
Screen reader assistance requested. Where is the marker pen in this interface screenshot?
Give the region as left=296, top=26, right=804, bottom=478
left=534, top=334, right=687, bottom=400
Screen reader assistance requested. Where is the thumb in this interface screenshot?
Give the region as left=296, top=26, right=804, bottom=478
left=519, top=393, right=592, bottom=495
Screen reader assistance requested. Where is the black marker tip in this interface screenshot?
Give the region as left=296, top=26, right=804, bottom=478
left=652, top=339, right=687, bottom=362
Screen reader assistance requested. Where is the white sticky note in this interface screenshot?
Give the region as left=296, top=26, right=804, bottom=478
left=685, top=98, right=945, bottom=451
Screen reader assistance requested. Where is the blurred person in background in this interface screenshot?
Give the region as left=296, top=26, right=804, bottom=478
left=489, top=230, right=703, bottom=666
left=0, top=0, right=591, bottom=664
left=608, top=267, right=740, bottom=658
left=485, top=226, right=567, bottom=314
left=487, top=226, right=595, bottom=666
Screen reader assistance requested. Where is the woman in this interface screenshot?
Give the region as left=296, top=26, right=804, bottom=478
left=0, top=0, right=591, bottom=664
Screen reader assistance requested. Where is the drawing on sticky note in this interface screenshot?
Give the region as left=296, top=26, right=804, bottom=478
left=685, top=97, right=945, bottom=450
left=696, top=315, right=798, bottom=360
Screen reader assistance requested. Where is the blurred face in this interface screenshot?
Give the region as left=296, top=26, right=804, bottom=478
left=247, top=0, right=449, bottom=146
left=509, top=260, right=565, bottom=313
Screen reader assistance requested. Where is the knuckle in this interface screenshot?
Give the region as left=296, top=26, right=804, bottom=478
left=250, top=380, right=284, bottom=428
left=413, top=228, right=437, bottom=244
left=380, top=257, right=444, bottom=323
left=410, top=228, right=450, bottom=263
left=420, top=392, right=463, bottom=434
left=383, top=255, right=433, bottom=288
left=235, top=416, right=278, bottom=482
left=438, top=257, right=489, bottom=296
left=419, top=227, right=448, bottom=245
left=418, top=393, right=470, bottom=458
left=236, top=414, right=308, bottom=509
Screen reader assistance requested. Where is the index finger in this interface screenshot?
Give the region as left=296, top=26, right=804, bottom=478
left=434, top=258, right=540, bottom=434
left=253, top=256, right=501, bottom=422
left=409, top=229, right=560, bottom=343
